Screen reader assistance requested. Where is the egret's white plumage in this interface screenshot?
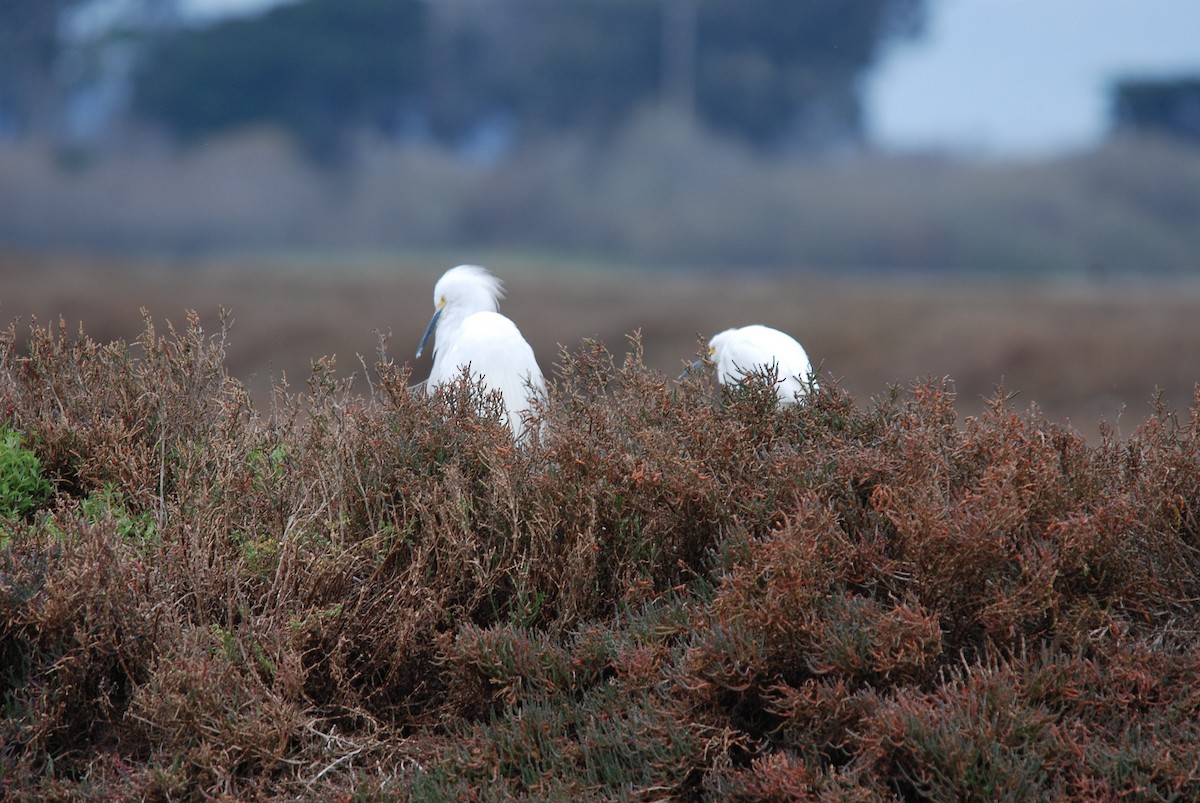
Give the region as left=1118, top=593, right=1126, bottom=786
left=416, top=265, right=545, bottom=438
left=689, top=324, right=814, bottom=407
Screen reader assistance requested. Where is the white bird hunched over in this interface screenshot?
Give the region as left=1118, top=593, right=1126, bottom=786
left=689, top=324, right=814, bottom=407
left=417, top=265, right=545, bottom=438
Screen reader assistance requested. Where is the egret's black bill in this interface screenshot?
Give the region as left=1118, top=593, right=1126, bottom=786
left=416, top=307, right=442, bottom=359
left=677, top=357, right=704, bottom=381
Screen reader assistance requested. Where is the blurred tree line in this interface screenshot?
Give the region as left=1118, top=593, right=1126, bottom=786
left=0, top=0, right=76, bottom=138
left=1, top=0, right=926, bottom=159
left=0, top=0, right=178, bottom=143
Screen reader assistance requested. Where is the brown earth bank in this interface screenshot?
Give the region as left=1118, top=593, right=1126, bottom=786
left=3, top=251, right=1198, bottom=439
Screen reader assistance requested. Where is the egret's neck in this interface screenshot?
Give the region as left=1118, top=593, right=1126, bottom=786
left=432, top=297, right=495, bottom=361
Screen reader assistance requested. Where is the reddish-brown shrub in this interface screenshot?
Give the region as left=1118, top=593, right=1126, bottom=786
left=2, top=313, right=1199, bottom=798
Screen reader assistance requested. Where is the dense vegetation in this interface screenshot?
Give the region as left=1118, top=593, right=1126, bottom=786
left=2, top=312, right=1200, bottom=798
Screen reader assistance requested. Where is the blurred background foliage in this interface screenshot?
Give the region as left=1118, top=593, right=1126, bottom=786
left=6, top=0, right=925, bottom=156
left=0, top=0, right=1197, bottom=273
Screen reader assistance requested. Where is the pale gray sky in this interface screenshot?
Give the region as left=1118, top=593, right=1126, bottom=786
left=866, top=0, right=1200, bottom=157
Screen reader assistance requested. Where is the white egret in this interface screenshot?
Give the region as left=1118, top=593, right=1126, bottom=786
left=682, top=324, right=815, bottom=407
left=416, top=265, right=545, bottom=438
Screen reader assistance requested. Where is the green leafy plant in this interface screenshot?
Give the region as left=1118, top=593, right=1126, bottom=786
left=0, top=425, right=51, bottom=520
left=80, top=485, right=158, bottom=543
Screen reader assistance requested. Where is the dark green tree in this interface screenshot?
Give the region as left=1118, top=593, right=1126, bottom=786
left=134, top=0, right=428, bottom=158
left=468, top=0, right=663, bottom=138
left=132, top=0, right=926, bottom=156
left=0, top=0, right=78, bottom=137
left=1112, top=77, right=1200, bottom=144
left=694, top=0, right=924, bottom=147
left=1, top=0, right=178, bottom=142
left=430, top=0, right=925, bottom=149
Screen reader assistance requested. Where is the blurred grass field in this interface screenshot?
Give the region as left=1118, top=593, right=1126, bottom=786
left=3, top=251, right=1197, bottom=440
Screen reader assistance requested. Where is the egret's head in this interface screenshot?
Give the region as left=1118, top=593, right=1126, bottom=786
left=432, top=264, right=504, bottom=315
left=417, top=265, right=505, bottom=359
left=707, top=329, right=736, bottom=360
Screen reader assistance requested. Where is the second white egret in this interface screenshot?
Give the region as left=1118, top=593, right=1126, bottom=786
left=416, top=265, right=545, bottom=438
left=684, top=324, right=815, bottom=407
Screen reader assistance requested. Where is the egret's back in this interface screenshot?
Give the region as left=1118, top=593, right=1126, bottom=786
left=710, top=324, right=813, bottom=406
left=430, top=311, right=545, bottom=438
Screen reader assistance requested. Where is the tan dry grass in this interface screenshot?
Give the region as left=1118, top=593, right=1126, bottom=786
left=2, top=252, right=1198, bottom=440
